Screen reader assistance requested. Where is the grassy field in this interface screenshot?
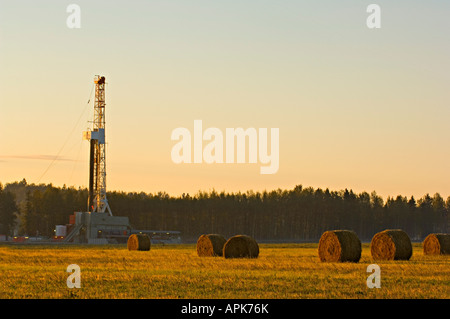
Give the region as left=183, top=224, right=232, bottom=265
left=0, top=243, right=448, bottom=299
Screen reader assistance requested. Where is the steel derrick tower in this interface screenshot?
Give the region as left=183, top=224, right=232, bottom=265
left=84, top=75, right=112, bottom=216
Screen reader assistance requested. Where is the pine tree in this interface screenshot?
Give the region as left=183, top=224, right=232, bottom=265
left=0, top=183, right=18, bottom=237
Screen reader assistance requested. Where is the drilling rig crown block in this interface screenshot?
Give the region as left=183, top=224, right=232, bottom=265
left=94, top=76, right=106, bottom=85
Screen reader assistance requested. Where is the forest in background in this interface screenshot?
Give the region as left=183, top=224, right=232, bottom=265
left=0, top=179, right=448, bottom=242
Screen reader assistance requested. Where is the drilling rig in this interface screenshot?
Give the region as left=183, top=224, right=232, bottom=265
left=56, top=75, right=181, bottom=244
left=85, top=75, right=111, bottom=215
left=62, top=75, right=131, bottom=244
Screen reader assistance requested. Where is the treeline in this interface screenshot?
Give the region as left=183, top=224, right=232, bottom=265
left=1, top=179, right=449, bottom=242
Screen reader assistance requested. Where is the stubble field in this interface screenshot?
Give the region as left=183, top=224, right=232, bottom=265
left=0, top=243, right=448, bottom=299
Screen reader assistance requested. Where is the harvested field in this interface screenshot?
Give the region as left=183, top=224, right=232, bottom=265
left=0, top=243, right=448, bottom=299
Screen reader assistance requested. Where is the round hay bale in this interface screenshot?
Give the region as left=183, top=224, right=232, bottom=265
left=423, top=233, right=450, bottom=255
left=127, top=234, right=151, bottom=251
left=318, top=230, right=361, bottom=262
left=223, top=235, right=259, bottom=259
left=370, top=229, right=412, bottom=260
left=197, top=234, right=227, bottom=257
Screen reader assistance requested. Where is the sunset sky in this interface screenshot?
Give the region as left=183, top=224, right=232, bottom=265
left=1, top=0, right=449, bottom=200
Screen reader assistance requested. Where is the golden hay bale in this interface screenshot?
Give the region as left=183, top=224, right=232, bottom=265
left=127, top=234, right=151, bottom=251
left=370, top=229, right=412, bottom=260
left=423, top=233, right=450, bottom=255
left=318, top=230, right=361, bottom=262
left=223, top=235, right=259, bottom=259
left=197, top=234, right=227, bottom=257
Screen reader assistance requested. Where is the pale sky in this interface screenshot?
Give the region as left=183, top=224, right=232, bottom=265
left=0, top=0, right=449, bottom=200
